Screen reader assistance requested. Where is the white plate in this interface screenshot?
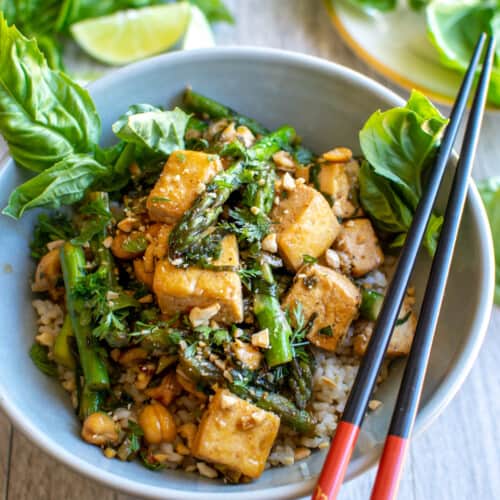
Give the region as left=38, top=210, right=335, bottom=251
left=325, top=0, right=491, bottom=109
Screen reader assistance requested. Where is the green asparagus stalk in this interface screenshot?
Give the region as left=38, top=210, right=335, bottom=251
left=79, top=385, right=104, bottom=420
left=184, top=88, right=269, bottom=136
left=288, top=355, right=314, bottom=410
left=230, top=382, right=316, bottom=434
left=169, top=126, right=296, bottom=261
left=179, top=346, right=315, bottom=433
left=60, top=242, right=110, bottom=393
left=53, top=314, right=75, bottom=369
left=243, top=161, right=294, bottom=367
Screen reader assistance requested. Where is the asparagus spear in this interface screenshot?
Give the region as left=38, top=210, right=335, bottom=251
left=179, top=347, right=315, bottom=434
left=168, top=125, right=296, bottom=261
left=230, top=382, right=316, bottom=435
left=53, top=314, right=75, bottom=369
left=60, top=243, right=109, bottom=417
left=184, top=88, right=269, bottom=136
left=242, top=160, right=294, bottom=367
left=288, top=355, right=314, bottom=410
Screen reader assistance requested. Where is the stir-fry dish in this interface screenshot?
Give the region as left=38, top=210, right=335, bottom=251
left=0, top=17, right=449, bottom=485
left=28, top=89, right=420, bottom=482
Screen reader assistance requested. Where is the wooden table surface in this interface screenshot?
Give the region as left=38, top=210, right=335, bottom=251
left=1, top=1, right=499, bottom=499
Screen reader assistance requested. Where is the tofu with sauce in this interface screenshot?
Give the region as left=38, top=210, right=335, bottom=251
left=153, top=234, right=243, bottom=324
left=147, top=150, right=222, bottom=223
left=353, top=297, right=416, bottom=357
left=282, top=264, right=361, bottom=351
left=334, top=218, right=384, bottom=277
left=192, top=389, right=280, bottom=479
left=316, top=162, right=358, bottom=219
left=271, top=184, right=340, bottom=271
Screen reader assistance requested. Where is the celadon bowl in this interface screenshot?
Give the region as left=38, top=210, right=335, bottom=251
left=0, top=48, right=494, bottom=499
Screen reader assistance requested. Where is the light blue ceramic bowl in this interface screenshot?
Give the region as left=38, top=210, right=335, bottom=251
left=0, top=48, right=494, bottom=500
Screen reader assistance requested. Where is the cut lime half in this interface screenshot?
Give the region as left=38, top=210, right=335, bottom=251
left=71, top=2, right=191, bottom=66
left=182, top=5, right=215, bottom=50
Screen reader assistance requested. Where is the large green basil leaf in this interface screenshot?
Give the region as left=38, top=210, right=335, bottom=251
left=0, top=15, right=100, bottom=172
left=2, top=154, right=108, bottom=218
left=359, top=161, right=414, bottom=234
left=358, top=91, right=446, bottom=255
left=478, top=177, right=500, bottom=305
left=359, top=90, right=447, bottom=210
left=112, top=104, right=190, bottom=156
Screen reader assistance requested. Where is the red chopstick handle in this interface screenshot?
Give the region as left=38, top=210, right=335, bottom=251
left=371, top=435, right=408, bottom=500
left=312, top=421, right=360, bottom=500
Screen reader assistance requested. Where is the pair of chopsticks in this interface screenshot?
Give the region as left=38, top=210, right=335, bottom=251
left=313, top=33, right=495, bottom=500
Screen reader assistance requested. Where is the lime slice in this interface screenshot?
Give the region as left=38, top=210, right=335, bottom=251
left=71, top=3, right=191, bottom=65
left=182, top=5, right=215, bottom=50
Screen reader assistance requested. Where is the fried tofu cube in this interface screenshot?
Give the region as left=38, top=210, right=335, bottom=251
left=353, top=297, right=416, bottom=357
left=282, top=264, right=361, bottom=351
left=271, top=184, right=340, bottom=270
left=147, top=150, right=222, bottom=223
left=192, top=389, right=280, bottom=478
left=153, top=234, right=243, bottom=324
left=334, top=218, right=384, bottom=277
left=317, top=162, right=359, bottom=219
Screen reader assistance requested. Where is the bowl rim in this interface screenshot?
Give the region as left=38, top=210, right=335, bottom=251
left=0, top=46, right=495, bottom=500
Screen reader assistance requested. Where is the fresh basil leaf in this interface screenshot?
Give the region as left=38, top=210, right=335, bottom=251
left=29, top=343, right=58, bottom=377
left=35, top=34, right=65, bottom=71
left=93, top=142, right=135, bottom=191
left=426, top=0, right=500, bottom=106
left=359, top=161, right=414, bottom=234
left=478, top=177, right=500, bottom=305
left=187, top=0, right=234, bottom=24
left=2, top=154, right=108, bottom=219
left=359, top=90, right=447, bottom=210
left=358, top=92, right=447, bottom=256
left=0, top=15, right=101, bottom=172
left=112, top=104, right=190, bottom=156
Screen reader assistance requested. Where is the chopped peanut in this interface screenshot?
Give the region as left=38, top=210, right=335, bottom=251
left=81, top=413, right=119, bottom=446
left=251, top=329, right=270, bottom=349
left=262, top=233, right=278, bottom=253
left=321, top=147, right=352, bottom=163
left=189, top=303, right=221, bottom=327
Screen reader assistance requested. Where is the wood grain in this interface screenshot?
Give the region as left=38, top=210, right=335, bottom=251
left=0, top=410, right=12, bottom=500
left=2, top=1, right=500, bottom=499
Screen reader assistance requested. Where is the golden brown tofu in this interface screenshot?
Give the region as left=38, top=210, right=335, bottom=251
left=282, top=264, right=361, bottom=351
left=353, top=297, right=416, bottom=357
left=272, top=184, right=340, bottom=271
left=316, top=162, right=358, bottom=219
left=334, top=218, right=384, bottom=277
left=153, top=235, right=243, bottom=324
left=147, top=150, right=222, bottom=223
left=192, top=389, right=280, bottom=479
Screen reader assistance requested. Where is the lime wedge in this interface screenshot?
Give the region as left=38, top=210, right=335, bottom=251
left=71, top=3, right=191, bottom=65
left=182, top=5, right=215, bottom=50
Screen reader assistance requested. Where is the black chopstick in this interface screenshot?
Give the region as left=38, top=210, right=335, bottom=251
left=312, top=32, right=489, bottom=500
left=371, top=34, right=495, bottom=500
